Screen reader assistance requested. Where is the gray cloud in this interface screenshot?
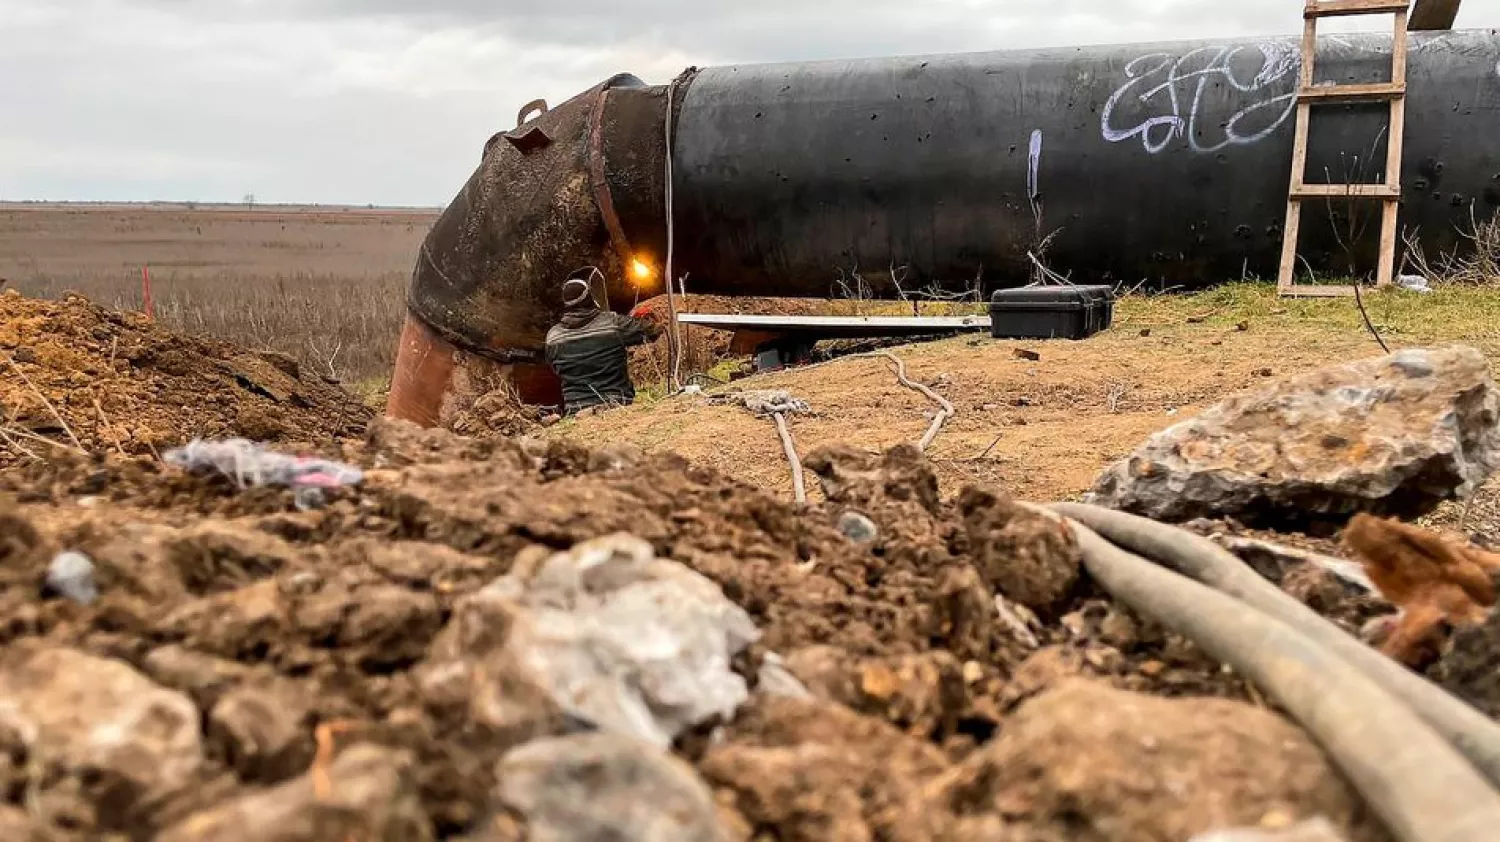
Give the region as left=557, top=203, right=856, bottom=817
left=2, top=0, right=1495, bottom=204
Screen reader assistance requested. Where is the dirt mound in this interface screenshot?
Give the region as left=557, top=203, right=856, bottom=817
left=0, top=291, right=371, bottom=467
left=931, top=679, right=1385, bottom=841
left=0, top=413, right=1399, bottom=841
left=448, top=385, right=544, bottom=438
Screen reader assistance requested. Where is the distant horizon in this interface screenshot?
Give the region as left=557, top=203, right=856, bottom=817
left=0, top=199, right=444, bottom=212
left=7, top=1, right=1493, bottom=206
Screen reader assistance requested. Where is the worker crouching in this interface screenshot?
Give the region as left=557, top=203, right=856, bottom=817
left=544, top=277, right=664, bottom=415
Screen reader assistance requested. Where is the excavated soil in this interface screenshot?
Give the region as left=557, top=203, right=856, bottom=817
left=0, top=298, right=1470, bottom=841
left=0, top=291, right=371, bottom=467
left=0, top=415, right=1402, bottom=841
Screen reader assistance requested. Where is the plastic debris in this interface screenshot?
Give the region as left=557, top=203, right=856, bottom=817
left=1397, top=274, right=1433, bottom=294
left=164, top=439, right=363, bottom=491
left=46, top=551, right=98, bottom=606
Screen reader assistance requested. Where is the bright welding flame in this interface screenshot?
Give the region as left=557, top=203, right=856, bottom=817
left=630, top=258, right=655, bottom=284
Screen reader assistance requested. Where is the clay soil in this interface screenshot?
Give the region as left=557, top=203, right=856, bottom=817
left=2, top=283, right=1499, bottom=839
left=563, top=292, right=1500, bottom=535
left=1, top=413, right=1400, bottom=841
left=0, top=291, right=372, bottom=468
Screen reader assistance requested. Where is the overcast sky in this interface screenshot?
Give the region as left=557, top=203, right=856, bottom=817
left=2, top=0, right=1494, bottom=206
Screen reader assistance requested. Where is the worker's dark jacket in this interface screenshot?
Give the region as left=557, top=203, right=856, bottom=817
left=544, top=308, right=656, bottom=413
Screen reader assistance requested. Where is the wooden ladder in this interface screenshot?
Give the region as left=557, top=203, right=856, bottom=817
left=1277, top=0, right=1411, bottom=298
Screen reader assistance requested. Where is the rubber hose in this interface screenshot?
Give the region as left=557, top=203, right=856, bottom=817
left=1065, top=520, right=1500, bottom=842
left=1049, top=502, right=1500, bottom=789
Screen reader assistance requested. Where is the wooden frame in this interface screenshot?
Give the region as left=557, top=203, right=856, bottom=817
left=1277, top=1, right=1410, bottom=298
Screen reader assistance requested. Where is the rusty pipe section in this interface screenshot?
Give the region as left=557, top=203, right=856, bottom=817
left=389, top=30, right=1500, bottom=426
left=387, top=73, right=669, bottom=423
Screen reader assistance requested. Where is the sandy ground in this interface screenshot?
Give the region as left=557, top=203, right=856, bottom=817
left=563, top=315, right=1484, bottom=503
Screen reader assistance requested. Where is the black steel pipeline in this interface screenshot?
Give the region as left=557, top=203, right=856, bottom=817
left=388, top=29, right=1500, bottom=423
left=669, top=29, right=1500, bottom=295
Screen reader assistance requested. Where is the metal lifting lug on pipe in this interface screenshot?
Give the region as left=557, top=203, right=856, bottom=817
left=387, top=29, right=1500, bottom=427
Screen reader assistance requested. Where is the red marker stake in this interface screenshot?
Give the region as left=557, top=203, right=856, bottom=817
left=141, top=266, right=154, bottom=320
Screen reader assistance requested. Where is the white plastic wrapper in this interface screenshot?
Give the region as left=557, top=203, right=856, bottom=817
left=165, top=439, right=363, bottom=490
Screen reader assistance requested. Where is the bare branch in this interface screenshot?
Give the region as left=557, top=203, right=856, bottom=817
left=772, top=411, right=807, bottom=505
left=877, top=351, right=955, bottom=451
left=1351, top=282, right=1390, bottom=353
left=2, top=350, right=84, bottom=451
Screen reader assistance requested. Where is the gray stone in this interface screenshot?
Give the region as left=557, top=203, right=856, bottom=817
left=837, top=511, right=880, bottom=544
left=45, top=551, right=97, bottom=605
left=491, top=733, right=728, bottom=842
left=159, top=745, right=431, bottom=842
left=418, top=533, right=759, bottom=749
left=0, top=646, right=203, bottom=818
left=1088, top=346, right=1500, bottom=523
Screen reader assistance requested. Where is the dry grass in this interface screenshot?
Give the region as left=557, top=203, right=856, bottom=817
left=0, top=204, right=432, bottom=388
left=17, top=269, right=409, bottom=384
left=1116, top=281, right=1500, bottom=352
left=3, top=203, right=1495, bottom=403
left=1403, top=211, right=1500, bottom=288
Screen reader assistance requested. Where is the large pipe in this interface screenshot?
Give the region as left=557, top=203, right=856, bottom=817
left=388, top=29, right=1500, bottom=424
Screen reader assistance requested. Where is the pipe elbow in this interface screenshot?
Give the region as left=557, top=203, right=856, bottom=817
left=388, top=74, right=669, bottom=423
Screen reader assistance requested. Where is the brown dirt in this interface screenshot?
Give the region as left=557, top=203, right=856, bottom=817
left=0, top=405, right=1389, bottom=841
left=930, top=679, right=1387, bottom=842
left=0, top=295, right=1482, bottom=841
left=447, top=385, right=544, bottom=439
left=565, top=322, right=1390, bottom=503
left=0, top=290, right=371, bottom=467
left=562, top=309, right=1500, bottom=537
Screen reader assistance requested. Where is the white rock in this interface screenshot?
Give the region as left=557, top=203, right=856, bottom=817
left=420, top=533, right=759, bottom=748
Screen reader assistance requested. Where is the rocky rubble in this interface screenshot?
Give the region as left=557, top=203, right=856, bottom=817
left=0, top=416, right=1403, bottom=841
left=0, top=646, right=204, bottom=831
left=1090, top=346, right=1500, bottom=526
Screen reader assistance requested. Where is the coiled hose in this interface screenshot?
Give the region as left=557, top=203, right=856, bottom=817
left=1050, top=502, right=1500, bottom=789
left=1062, top=519, right=1500, bottom=842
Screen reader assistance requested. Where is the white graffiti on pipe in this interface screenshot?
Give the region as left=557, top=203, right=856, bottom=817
left=1027, top=129, right=1043, bottom=227
left=1102, top=42, right=1300, bottom=154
